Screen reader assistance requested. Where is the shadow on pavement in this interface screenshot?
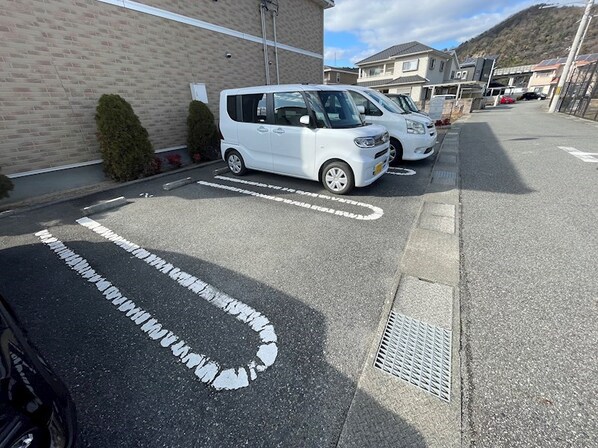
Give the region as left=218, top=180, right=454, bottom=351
left=459, top=121, right=535, bottom=195
left=0, top=240, right=426, bottom=447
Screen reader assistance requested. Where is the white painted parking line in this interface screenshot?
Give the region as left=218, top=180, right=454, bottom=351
left=198, top=176, right=384, bottom=221
left=38, top=221, right=278, bottom=392
left=558, top=146, right=598, bottom=163
left=387, top=167, right=417, bottom=176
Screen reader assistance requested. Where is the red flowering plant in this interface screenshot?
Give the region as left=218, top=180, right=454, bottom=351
left=192, top=153, right=202, bottom=164
left=166, top=153, right=182, bottom=169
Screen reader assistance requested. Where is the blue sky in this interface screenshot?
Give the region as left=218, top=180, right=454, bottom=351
left=324, top=0, right=575, bottom=66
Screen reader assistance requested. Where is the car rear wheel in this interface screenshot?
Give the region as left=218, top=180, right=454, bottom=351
left=226, top=150, right=247, bottom=176
left=389, top=138, right=403, bottom=166
left=322, top=161, right=354, bottom=195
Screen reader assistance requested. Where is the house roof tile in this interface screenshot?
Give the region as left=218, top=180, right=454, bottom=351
left=357, top=41, right=436, bottom=65
left=357, top=75, right=428, bottom=88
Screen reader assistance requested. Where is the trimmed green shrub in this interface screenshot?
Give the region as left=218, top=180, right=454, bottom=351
left=0, top=167, right=14, bottom=199
left=95, top=94, right=153, bottom=181
left=187, top=100, right=217, bottom=162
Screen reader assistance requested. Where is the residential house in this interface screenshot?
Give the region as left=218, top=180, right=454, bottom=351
left=323, top=66, right=359, bottom=85
left=355, top=41, right=459, bottom=104
left=491, top=64, right=535, bottom=95
left=529, top=54, right=598, bottom=98
left=0, top=0, right=333, bottom=176
left=457, top=57, right=496, bottom=83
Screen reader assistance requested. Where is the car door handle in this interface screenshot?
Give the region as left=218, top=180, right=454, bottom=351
left=257, top=126, right=269, bottom=134
left=273, top=128, right=285, bottom=135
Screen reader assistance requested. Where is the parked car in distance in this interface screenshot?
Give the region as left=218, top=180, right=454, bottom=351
left=220, top=84, right=390, bottom=195
left=518, top=92, right=547, bottom=101
left=0, top=292, right=77, bottom=448
left=500, top=95, right=516, bottom=104
left=386, top=93, right=429, bottom=118
left=342, top=86, right=436, bottom=165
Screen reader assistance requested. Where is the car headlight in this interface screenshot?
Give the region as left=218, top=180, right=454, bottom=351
left=354, top=137, right=376, bottom=148
left=382, top=132, right=390, bottom=143
left=406, top=119, right=425, bottom=135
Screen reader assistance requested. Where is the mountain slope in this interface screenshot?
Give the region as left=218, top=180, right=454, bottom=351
left=455, top=4, right=598, bottom=67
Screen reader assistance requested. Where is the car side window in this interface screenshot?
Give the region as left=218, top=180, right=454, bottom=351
left=349, top=91, right=382, bottom=116
left=241, top=93, right=267, bottom=123
left=273, top=92, right=308, bottom=127
left=227, top=95, right=238, bottom=121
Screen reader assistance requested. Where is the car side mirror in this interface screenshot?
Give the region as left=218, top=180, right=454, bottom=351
left=357, top=105, right=366, bottom=115
left=299, top=115, right=311, bottom=126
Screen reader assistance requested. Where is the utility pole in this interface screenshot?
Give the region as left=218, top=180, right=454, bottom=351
left=575, top=15, right=594, bottom=61
left=549, top=0, right=595, bottom=113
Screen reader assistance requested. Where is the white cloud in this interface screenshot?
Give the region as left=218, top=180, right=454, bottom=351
left=324, top=0, right=579, bottom=64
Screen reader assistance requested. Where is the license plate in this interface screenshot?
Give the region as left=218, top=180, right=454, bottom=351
left=374, top=162, right=383, bottom=175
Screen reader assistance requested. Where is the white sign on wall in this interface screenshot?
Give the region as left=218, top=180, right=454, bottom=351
left=190, top=83, right=208, bottom=103
left=428, top=97, right=445, bottom=121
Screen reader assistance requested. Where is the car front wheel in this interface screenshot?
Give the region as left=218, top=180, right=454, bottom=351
left=389, top=138, right=403, bottom=166
left=322, top=161, right=354, bottom=195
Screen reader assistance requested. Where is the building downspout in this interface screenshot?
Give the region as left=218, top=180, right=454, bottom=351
left=260, top=1, right=271, bottom=85
left=272, top=11, right=280, bottom=85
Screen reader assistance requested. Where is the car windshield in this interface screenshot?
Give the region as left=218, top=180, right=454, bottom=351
left=404, top=95, right=420, bottom=113
left=317, top=91, right=364, bottom=129
left=367, top=90, right=407, bottom=114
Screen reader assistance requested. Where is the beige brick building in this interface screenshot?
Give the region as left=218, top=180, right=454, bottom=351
left=0, top=0, right=333, bottom=176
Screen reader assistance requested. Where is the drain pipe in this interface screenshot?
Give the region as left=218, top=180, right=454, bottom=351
left=260, top=1, right=271, bottom=85
left=272, top=11, right=280, bottom=85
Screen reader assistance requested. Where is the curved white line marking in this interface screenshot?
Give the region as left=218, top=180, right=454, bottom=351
left=50, top=219, right=277, bottom=391
left=198, top=176, right=384, bottom=221
left=387, top=167, right=416, bottom=176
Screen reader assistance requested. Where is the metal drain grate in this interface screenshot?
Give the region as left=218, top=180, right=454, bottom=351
left=432, top=170, right=457, bottom=186
left=375, top=312, right=452, bottom=402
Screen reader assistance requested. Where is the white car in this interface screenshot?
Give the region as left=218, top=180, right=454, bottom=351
left=344, top=86, right=437, bottom=164
left=219, top=84, right=390, bottom=195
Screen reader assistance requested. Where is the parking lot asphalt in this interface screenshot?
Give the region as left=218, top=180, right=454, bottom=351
left=0, top=148, right=443, bottom=447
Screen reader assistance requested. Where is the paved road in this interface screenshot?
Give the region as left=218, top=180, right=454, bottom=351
left=460, top=102, right=598, bottom=447
left=0, top=149, right=440, bottom=447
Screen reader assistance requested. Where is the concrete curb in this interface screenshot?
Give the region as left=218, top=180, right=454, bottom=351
left=0, top=159, right=224, bottom=219
left=213, top=166, right=230, bottom=176
left=82, top=196, right=128, bottom=216
left=338, top=123, right=464, bottom=448
left=163, top=177, right=194, bottom=191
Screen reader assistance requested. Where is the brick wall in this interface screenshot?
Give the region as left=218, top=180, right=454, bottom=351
left=0, top=0, right=324, bottom=175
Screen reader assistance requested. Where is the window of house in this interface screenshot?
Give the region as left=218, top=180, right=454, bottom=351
left=440, top=61, right=445, bottom=72
left=365, top=65, right=384, bottom=77
left=429, top=58, right=436, bottom=70
left=385, top=64, right=394, bottom=75
left=461, top=71, right=468, bottom=79
left=455, top=72, right=462, bottom=79
left=273, top=92, right=308, bottom=127
left=402, top=59, right=419, bottom=72
left=348, top=91, right=383, bottom=116
left=451, top=70, right=456, bottom=79
left=241, top=93, right=268, bottom=123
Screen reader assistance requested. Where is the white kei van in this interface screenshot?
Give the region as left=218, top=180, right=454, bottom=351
left=343, top=86, right=437, bottom=165
left=219, top=84, right=390, bottom=195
